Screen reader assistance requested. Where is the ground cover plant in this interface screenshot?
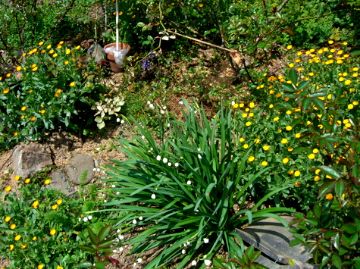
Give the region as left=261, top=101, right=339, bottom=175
left=0, top=170, right=119, bottom=269
left=0, top=40, right=109, bottom=150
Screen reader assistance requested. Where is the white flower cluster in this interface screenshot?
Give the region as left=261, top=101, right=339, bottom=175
left=80, top=215, right=93, bottom=222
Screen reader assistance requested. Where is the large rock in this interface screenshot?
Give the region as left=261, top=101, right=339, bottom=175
left=12, top=143, right=53, bottom=178
left=65, top=154, right=94, bottom=185
left=47, top=169, right=75, bottom=196
left=236, top=217, right=314, bottom=269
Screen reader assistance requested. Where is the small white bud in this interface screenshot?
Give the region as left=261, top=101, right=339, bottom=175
left=174, top=162, right=179, bottom=167
left=156, top=155, right=161, bottom=161
left=191, top=260, right=197, bottom=266
left=198, top=154, right=202, bottom=160
left=137, top=258, right=143, bottom=263
left=204, top=260, right=212, bottom=266
left=187, top=180, right=192, bottom=185
left=168, top=162, right=172, bottom=167
left=182, top=249, right=186, bottom=254
left=162, top=157, right=168, bottom=164
left=151, top=193, right=156, bottom=199
left=203, top=238, right=209, bottom=244
left=139, top=216, right=143, bottom=221
left=132, top=219, right=137, bottom=225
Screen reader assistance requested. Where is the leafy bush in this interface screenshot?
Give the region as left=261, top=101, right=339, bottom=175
left=0, top=41, right=106, bottom=149
left=0, top=171, right=114, bottom=268
left=104, top=102, right=293, bottom=268
left=235, top=40, right=359, bottom=268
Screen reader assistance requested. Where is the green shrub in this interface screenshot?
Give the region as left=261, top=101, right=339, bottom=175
left=0, top=172, right=111, bottom=268
left=237, top=40, right=359, bottom=268
left=104, top=102, right=293, bottom=268
left=0, top=41, right=106, bottom=149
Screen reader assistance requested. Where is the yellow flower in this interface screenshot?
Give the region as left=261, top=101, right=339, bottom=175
left=52, top=53, right=58, bottom=58
left=14, top=234, right=21, bottom=241
left=64, top=60, right=69, bottom=65
left=315, top=169, right=321, bottom=175
left=247, top=156, right=255, bottom=162
left=328, top=40, right=334, bottom=45
left=56, top=199, right=63, bottom=205
left=38, top=264, right=45, bottom=269
left=9, top=244, right=15, bottom=251
left=44, top=178, right=52, bottom=185
left=294, top=170, right=301, bottom=177
left=325, top=193, right=333, bottom=200
left=294, top=181, right=301, bottom=187
left=249, top=102, right=255, bottom=108
left=16, top=66, right=22, bottom=72
left=3, top=88, right=10, bottom=94
left=66, top=48, right=71, bottom=55
left=243, top=144, right=249, bottom=149
left=69, top=81, right=76, bottom=87
left=59, top=41, right=64, bottom=45
left=54, top=89, right=62, bottom=97
left=352, top=67, right=359, bottom=72
left=286, top=110, right=292, bottom=115
left=308, top=72, right=314, bottom=77
left=312, top=148, right=319, bottom=154
left=51, top=204, right=58, bottom=210
left=245, top=121, right=252, bottom=127
left=20, top=106, right=27, bottom=111
left=348, top=104, right=354, bottom=110
left=353, top=101, right=359, bottom=106
left=32, top=66, right=38, bottom=72
left=261, top=161, right=268, bottom=167
left=232, top=103, right=239, bottom=109
left=314, top=176, right=321, bottom=182
left=20, top=243, right=27, bottom=249
left=254, top=138, right=261, bottom=144
left=269, top=104, right=274, bottom=109
left=280, top=138, right=288, bottom=144
left=308, top=153, right=315, bottom=160
left=39, top=109, right=46, bottom=114
left=239, top=137, right=245, bottom=143
left=353, top=72, right=358, bottom=77
left=10, top=223, right=16, bottom=230
left=50, top=228, right=57, bottom=236
left=30, top=116, right=37, bottom=122
left=4, top=185, right=11, bottom=192
left=38, top=41, right=44, bottom=46
left=288, top=63, right=294, bottom=68
left=262, top=145, right=270, bottom=151
left=295, top=133, right=301, bottom=138
left=32, top=200, right=39, bottom=209
left=75, top=45, right=81, bottom=50
left=282, top=158, right=289, bottom=164
left=241, top=113, right=248, bottom=118
left=6, top=73, right=11, bottom=78
left=286, top=45, right=293, bottom=50
left=57, top=266, right=64, bottom=269
left=4, top=216, right=11, bottom=222
left=49, top=49, right=54, bottom=54
left=14, top=175, right=21, bottom=181
left=288, top=147, right=293, bottom=152
left=33, top=236, right=37, bottom=241
left=273, top=117, right=279, bottom=122
left=24, top=178, right=31, bottom=184
left=344, top=79, right=351, bottom=85
left=285, top=126, right=292, bottom=131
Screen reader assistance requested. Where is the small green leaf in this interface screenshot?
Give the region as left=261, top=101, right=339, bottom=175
left=332, top=254, right=342, bottom=269
left=319, top=166, right=341, bottom=179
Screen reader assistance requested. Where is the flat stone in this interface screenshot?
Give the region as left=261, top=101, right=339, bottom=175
left=47, top=169, right=75, bottom=196
left=236, top=217, right=314, bottom=269
left=12, top=143, right=53, bottom=178
left=65, top=154, right=94, bottom=185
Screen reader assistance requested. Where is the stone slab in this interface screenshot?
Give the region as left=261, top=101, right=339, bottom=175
left=65, top=153, right=94, bottom=185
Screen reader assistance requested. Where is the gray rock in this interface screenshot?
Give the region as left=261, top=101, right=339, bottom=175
left=12, top=143, right=53, bottom=178
left=65, top=154, right=94, bottom=185
left=236, top=217, right=314, bottom=269
left=47, top=169, right=75, bottom=196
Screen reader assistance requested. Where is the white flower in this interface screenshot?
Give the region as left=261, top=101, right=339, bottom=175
left=88, top=215, right=93, bottom=220
left=118, top=234, right=124, bottom=240
left=203, top=238, right=209, bottom=244
left=174, top=162, right=179, bottom=167
left=197, top=148, right=201, bottom=152
left=137, top=258, right=143, bottom=263
left=182, top=249, right=186, bottom=254
left=160, top=109, right=165, bottom=114
left=186, top=241, right=191, bottom=246
left=162, top=157, right=168, bottom=164
left=121, top=119, right=125, bottom=124
left=156, top=155, right=161, bottom=161
left=116, top=118, right=121, bottom=122
left=170, top=35, right=176, bottom=39
left=111, top=184, right=116, bottom=188
left=147, top=101, right=151, bottom=105
left=204, top=259, right=212, bottom=266
left=167, top=123, right=170, bottom=127
left=132, top=219, right=137, bottom=225
left=231, top=101, right=235, bottom=106
left=198, top=154, right=202, bottom=160
left=83, top=217, right=88, bottom=222
left=187, top=180, right=192, bottom=185
left=151, top=193, right=156, bottom=199
left=162, top=35, right=170, bottom=41
left=179, top=100, right=184, bottom=105
left=191, top=260, right=197, bottom=266
left=139, top=216, right=143, bottom=221
left=168, top=162, right=172, bottom=167
left=141, top=135, right=145, bottom=140
left=149, top=103, right=155, bottom=110
left=116, top=192, right=120, bottom=195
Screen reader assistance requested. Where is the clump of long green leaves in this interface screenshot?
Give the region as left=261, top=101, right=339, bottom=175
left=104, top=102, right=293, bottom=268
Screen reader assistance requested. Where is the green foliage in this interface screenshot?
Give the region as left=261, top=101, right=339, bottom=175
left=242, top=41, right=360, bottom=267
left=0, top=173, right=106, bottom=268
left=104, top=102, right=293, bottom=268
left=0, top=41, right=107, bottom=149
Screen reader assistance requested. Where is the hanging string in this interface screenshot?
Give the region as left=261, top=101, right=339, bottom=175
left=115, top=0, right=119, bottom=51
